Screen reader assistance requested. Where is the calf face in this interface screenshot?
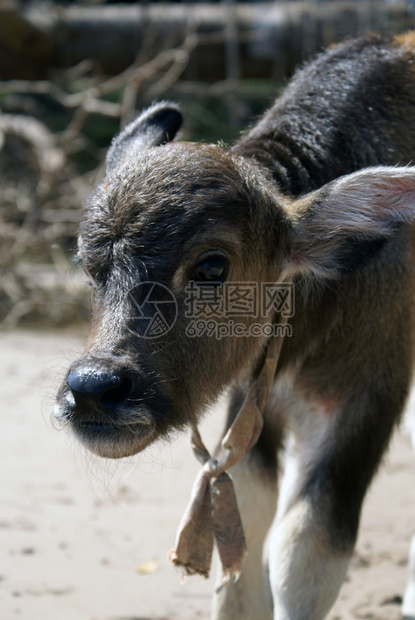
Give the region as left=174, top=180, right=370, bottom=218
left=55, top=127, right=288, bottom=457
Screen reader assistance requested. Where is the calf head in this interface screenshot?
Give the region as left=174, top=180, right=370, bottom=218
left=55, top=102, right=415, bottom=459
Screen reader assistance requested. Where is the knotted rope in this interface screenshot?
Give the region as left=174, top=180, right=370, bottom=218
left=169, top=319, right=287, bottom=591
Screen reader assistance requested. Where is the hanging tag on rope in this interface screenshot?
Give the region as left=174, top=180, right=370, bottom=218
left=169, top=318, right=288, bottom=589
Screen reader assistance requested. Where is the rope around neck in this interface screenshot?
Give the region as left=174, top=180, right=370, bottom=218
left=169, top=316, right=288, bottom=591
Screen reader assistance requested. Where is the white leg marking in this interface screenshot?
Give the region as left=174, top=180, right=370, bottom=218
left=267, top=372, right=350, bottom=620
left=212, top=457, right=277, bottom=620
left=269, top=499, right=349, bottom=620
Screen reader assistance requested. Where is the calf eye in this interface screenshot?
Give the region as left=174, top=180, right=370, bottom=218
left=193, top=255, right=229, bottom=283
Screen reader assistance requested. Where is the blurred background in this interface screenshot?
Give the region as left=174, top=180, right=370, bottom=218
left=2, top=0, right=415, bottom=328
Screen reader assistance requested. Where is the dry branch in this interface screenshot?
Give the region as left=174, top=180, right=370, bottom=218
left=0, top=34, right=212, bottom=328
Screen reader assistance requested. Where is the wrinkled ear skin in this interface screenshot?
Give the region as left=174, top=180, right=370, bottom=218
left=106, top=101, right=183, bottom=173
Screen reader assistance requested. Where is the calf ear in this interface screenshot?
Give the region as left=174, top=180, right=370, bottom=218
left=287, top=167, right=415, bottom=278
left=106, top=101, right=182, bottom=173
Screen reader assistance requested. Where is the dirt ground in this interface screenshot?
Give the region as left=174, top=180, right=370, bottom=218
left=1, top=327, right=415, bottom=620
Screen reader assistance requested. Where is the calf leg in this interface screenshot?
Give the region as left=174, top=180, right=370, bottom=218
left=212, top=393, right=281, bottom=620
left=268, top=391, right=402, bottom=620
left=212, top=452, right=277, bottom=620
left=269, top=491, right=350, bottom=620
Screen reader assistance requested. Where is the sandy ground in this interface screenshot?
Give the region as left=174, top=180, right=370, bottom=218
left=1, top=327, right=415, bottom=620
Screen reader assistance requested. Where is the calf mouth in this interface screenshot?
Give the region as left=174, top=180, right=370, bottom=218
left=54, top=358, right=172, bottom=459
left=55, top=392, right=159, bottom=458
left=73, top=415, right=157, bottom=458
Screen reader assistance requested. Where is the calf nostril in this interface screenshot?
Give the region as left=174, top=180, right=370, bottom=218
left=66, top=369, right=132, bottom=408
left=100, top=376, right=132, bottom=408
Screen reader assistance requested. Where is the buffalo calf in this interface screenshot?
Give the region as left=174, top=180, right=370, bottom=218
left=56, top=34, right=415, bottom=619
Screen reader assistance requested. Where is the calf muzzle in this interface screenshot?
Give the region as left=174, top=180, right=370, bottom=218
left=55, top=355, right=172, bottom=458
